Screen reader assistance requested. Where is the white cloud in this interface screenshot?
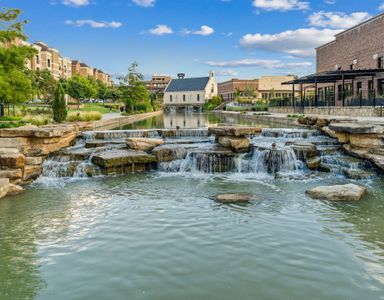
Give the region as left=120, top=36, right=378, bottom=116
left=379, top=3, right=384, bottom=11
left=206, top=59, right=312, bottom=70
left=149, top=24, right=173, bottom=35
left=252, top=0, right=309, bottom=11
left=308, top=11, right=371, bottom=29
left=183, top=25, right=215, bottom=36
left=133, top=0, right=155, bottom=7
left=65, top=19, right=123, bottom=28
left=62, top=0, right=89, bottom=6
left=215, top=69, right=238, bottom=76
left=240, top=27, right=342, bottom=57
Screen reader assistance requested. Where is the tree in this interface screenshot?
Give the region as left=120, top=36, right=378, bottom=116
left=26, top=69, right=56, bottom=102
left=244, top=84, right=256, bottom=99
left=0, top=8, right=36, bottom=113
left=65, top=76, right=97, bottom=109
left=118, top=62, right=151, bottom=113
left=52, top=82, right=67, bottom=123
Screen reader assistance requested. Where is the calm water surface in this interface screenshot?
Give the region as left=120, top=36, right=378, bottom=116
left=1, top=113, right=384, bottom=300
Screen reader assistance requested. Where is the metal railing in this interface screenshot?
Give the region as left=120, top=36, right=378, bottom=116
left=268, top=89, right=384, bottom=108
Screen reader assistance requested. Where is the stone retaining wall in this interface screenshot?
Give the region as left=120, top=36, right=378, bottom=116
left=90, top=111, right=163, bottom=131
left=213, top=111, right=303, bottom=128
left=269, top=107, right=377, bottom=117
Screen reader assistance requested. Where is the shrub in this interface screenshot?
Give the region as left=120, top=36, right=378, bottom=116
left=22, top=114, right=52, bottom=126
left=52, top=83, right=67, bottom=123
left=204, top=96, right=222, bottom=111
left=0, top=121, right=27, bottom=128
left=0, top=116, right=23, bottom=121
left=66, top=111, right=102, bottom=122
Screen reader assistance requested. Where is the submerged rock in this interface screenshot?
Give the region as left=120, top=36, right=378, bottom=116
left=7, top=184, right=24, bottom=196
left=306, top=184, right=367, bottom=201
left=215, top=193, right=253, bottom=203
left=342, top=169, right=376, bottom=180
left=126, top=138, right=164, bottom=152
left=0, top=178, right=9, bottom=199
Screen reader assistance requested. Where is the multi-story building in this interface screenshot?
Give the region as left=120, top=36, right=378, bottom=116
left=79, top=63, right=93, bottom=78
left=285, top=13, right=384, bottom=107
left=60, top=57, right=72, bottom=79
left=258, top=76, right=298, bottom=99
left=146, top=75, right=172, bottom=95
left=218, top=79, right=259, bottom=101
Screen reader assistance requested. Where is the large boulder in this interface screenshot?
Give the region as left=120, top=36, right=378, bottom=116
left=215, top=193, right=253, bottom=203
left=306, top=157, right=321, bottom=169
left=328, top=123, right=376, bottom=134
left=152, top=145, right=189, bottom=162
left=92, top=150, right=157, bottom=174
left=23, top=165, right=43, bottom=181
left=306, top=184, right=367, bottom=201
left=126, top=138, right=164, bottom=152
left=322, top=126, right=350, bottom=144
left=217, top=136, right=250, bottom=153
left=290, top=142, right=317, bottom=160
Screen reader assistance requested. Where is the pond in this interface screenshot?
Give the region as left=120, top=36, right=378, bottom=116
left=1, top=112, right=384, bottom=300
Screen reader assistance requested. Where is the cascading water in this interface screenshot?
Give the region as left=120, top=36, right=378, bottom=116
left=237, top=146, right=301, bottom=174
left=179, top=150, right=235, bottom=173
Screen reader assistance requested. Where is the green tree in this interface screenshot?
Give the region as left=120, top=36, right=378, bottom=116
left=0, top=8, right=36, bottom=113
left=52, top=82, right=67, bottom=123
left=118, top=62, right=151, bottom=113
left=26, top=69, right=56, bottom=102
left=65, top=76, right=97, bottom=109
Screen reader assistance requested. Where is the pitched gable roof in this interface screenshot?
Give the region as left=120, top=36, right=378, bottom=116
left=165, top=77, right=210, bottom=92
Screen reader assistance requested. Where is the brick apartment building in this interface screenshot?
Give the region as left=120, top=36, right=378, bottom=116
left=285, top=13, right=384, bottom=107
left=10, top=39, right=112, bottom=86
left=146, top=75, right=172, bottom=95
left=218, top=79, right=259, bottom=101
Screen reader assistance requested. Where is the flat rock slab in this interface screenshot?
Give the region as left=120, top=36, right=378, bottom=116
left=85, top=140, right=125, bottom=148
left=92, top=150, right=157, bottom=168
left=306, top=183, right=367, bottom=201
left=0, top=124, right=77, bottom=138
left=215, top=193, right=255, bottom=203
left=329, top=123, right=375, bottom=134
left=208, top=126, right=262, bottom=137
left=126, top=138, right=164, bottom=152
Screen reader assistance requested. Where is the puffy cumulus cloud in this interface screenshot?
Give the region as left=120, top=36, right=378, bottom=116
left=149, top=24, right=173, bottom=35
left=252, top=0, right=309, bottom=11
left=65, top=19, right=123, bottom=28
left=240, top=28, right=342, bottom=57
left=62, top=0, right=90, bottom=6
left=308, top=11, right=371, bottom=29
left=206, top=59, right=312, bottom=70
left=133, top=0, right=155, bottom=7
left=183, top=25, right=215, bottom=36
left=380, top=3, right=384, bottom=11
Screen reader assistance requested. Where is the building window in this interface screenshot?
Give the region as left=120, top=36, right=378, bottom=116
left=183, top=95, right=186, bottom=102
left=170, top=95, right=173, bottom=102
left=350, top=64, right=354, bottom=70
left=197, top=94, right=200, bottom=101
left=378, top=57, right=384, bottom=69
left=36, top=55, right=40, bottom=64
left=47, top=59, right=51, bottom=68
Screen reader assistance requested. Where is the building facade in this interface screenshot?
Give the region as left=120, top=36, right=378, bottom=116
left=258, top=76, right=298, bottom=99
left=218, top=79, right=259, bottom=101
left=314, top=13, right=384, bottom=105
left=146, top=75, right=172, bottom=95
left=164, top=71, right=218, bottom=109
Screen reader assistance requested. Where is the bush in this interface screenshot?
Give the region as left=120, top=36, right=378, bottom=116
left=0, top=116, right=23, bottom=121
left=0, top=121, right=27, bottom=128
left=22, top=114, right=52, bottom=126
left=66, top=111, right=102, bottom=122
left=204, top=96, right=222, bottom=111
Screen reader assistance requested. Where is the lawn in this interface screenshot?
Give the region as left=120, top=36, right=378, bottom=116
left=68, top=103, right=120, bottom=114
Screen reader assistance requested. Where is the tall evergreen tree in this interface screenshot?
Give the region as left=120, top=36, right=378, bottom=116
left=52, top=82, right=67, bottom=123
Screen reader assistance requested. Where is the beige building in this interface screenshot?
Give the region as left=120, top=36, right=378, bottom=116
left=146, top=75, right=172, bottom=94
left=258, top=76, right=299, bottom=99
left=218, top=79, right=259, bottom=101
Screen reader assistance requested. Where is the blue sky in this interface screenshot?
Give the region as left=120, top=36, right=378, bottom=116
left=3, top=0, right=384, bottom=81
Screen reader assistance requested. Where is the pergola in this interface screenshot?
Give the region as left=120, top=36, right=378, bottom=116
left=282, top=69, right=384, bottom=107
